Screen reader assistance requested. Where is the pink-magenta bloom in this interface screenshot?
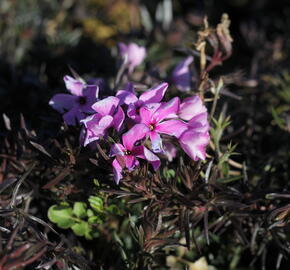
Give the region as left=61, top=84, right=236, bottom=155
left=116, top=82, right=168, bottom=123
left=179, top=131, right=210, bottom=161
left=118, top=42, right=146, bottom=73
left=179, top=95, right=209, bottom=132
left=139, top=97, right=188, bottom=152
left=110, top=124, right=160, bottom=184
left=171, top=56, right=194, bottom=92
left=49, top=75, right=99, bottom=125
left=178, top=95, right=210, bottom=161
left=81, top=96, right=125, bottom=146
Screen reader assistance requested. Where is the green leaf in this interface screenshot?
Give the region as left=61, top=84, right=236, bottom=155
left=73, top=202, right=87, bottom=218
left=89, top=196, right=104, bottom=213
left=106, top=204, right=122, bottom=215
left=71, top=221, right=88, bottom=237
left=48, top=205, right=75, bottom=229
left=88, top=216, right=102, bottom=225
left=87, top=209, right=94, bottom=217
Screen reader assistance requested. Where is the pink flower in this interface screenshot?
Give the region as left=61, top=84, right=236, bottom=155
left=178, top=95, right=210, bottom=161
left=81, top=96, right=125, bottom=146
left=116, top=82, right=168, bottom=123
left=179, top=131, right=210, bottom=161
left=179, top=95, right=209, bottom=132
left=139, top=97, right=188, bottom=152
left=110, top=124, right=160, bottom=184
left=118, top=42, right=146, bottom=73
left=171, top=56, right=194, bottom=92
left=49, top=75, right=99, bottom=125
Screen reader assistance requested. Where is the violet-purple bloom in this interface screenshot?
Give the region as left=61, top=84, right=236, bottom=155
left=81, top=96, right=125, bottom=146
left=139, top=97, right=188, bottom=152
left=116, top=82, right=168, bottom=123
left=110, top=124, right=160, bottom=184
left=118, top=42, right=146, bottom=73
left=49, top=75, right=99, bottom=125
left=172, top=56, right=194, bottom=92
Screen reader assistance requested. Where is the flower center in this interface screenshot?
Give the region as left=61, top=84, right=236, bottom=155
left=124, top=150, right=131, bottom=155
left=149, top=124, right=155, bottom=131
left=78, top=96, right=87, bottom=105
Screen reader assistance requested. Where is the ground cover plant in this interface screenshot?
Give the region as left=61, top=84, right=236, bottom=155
left=0, top=0, right=290, bottom=269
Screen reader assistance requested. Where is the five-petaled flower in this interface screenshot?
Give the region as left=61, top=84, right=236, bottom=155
left=116, top=82, right=168, bottom=123
left=110, top=124, right=160, bottom=184
left=139, top=97, right=188, bottom=152
left=49, top=75, right=99, bottom=125
left=81, top=96, right=125, bottom=146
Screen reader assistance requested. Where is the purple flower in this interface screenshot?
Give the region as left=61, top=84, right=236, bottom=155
left=49, top=75, right=99, bottom=125
left=116, top=82, right=168, bottom=123
left=139, top=97, right=188, bottom=152
left=171, top=56, right=194, bottom=92
left=118, top=42, right=146, bottom=73
left=81, top=96, right=125, bottom=146
left=110, top=124, right=160, bottom=184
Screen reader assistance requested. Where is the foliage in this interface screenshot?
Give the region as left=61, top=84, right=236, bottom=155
left=1, top=0, right=290, bottom=270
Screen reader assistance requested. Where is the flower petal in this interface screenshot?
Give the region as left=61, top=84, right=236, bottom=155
left=139, top=105, right=153, bottom=126
left=153, top=97, right=180, bottom=123
left=139, top=103, right=161, bottom=125
left=150, top=131, right=163, bottom=153
left=126, top=43, right=146, bottom=73
left=110, top=143, right=125, bottom=157
left=143, top=147, right=160, bottom=170
left=81, top=114, right=113, bottom=145
left=188, top=112, right=209, bottom=133
left=163, top=142, right=177, bottom=162
left=92, top=96, right=120, bottom=116
left=179, top=130, right=210, bottom=161
left=155, top=119, right=188, bottom=138
left=127, top=103, right=141, bottom=123
left=49, top=94, right=76, bottom=113
left=63, top=107, right=84, bottom=126
left=113, top=106, right=125, bottom=132
left=139, top=82, right=168, bottom=104
left=80, top=86, right=99, bottom=113
left=134, top=146, right=160, bottom=171
left=116, top=90, right=138, bottom=105
left=122, top=124, right=149, bottom=151
left=179, top=95, right=207, bottom=121
left=64, top=75, right=85, bottom=96
left=125, top=155, right=137, bottom=171
left=172, top=56, right=193, bottom=92
left=112, top=158, right=123, bottom=184
left=81, top=113, right=101, bottom=128
left=83, top=128, right=99, bottom=146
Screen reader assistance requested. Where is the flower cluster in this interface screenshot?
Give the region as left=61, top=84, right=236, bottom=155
left=49, top=42, right=210, bottom=184
left=50, top=76, right=209, bottom=184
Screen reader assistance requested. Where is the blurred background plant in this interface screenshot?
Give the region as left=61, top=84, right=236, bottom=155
left=1, top=0, right=290, bottom=269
